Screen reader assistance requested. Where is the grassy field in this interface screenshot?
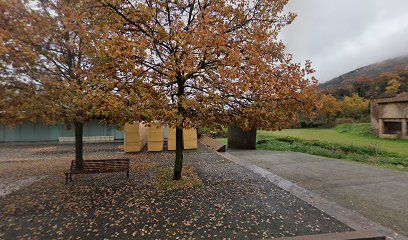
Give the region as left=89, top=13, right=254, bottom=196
left=217, top=123, right=408, bottom=170
left=260, top=123, right=408, bottom=156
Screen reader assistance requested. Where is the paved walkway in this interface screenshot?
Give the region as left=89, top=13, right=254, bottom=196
left=227, top=150, right=408, bottom=237
left=0, top=143, right=352, bottom=239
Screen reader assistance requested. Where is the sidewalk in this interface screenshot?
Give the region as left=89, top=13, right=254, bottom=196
left=226, top=150, right=408, bottom=238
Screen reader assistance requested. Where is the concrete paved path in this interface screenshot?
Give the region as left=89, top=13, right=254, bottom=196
left=227, top=150, right=408, bottom=237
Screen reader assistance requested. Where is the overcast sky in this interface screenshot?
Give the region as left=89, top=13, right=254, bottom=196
left=279, top=0, right=408, bottom=83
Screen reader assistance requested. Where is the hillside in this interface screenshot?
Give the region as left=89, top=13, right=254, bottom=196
left=320, top=55, right=408, bottom=90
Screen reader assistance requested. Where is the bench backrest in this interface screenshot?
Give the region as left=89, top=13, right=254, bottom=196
left=71, top=159, right=130, bottom=171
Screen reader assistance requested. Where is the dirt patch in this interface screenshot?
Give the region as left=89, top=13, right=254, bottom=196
left=156, top=166, right=203, bottom=190
left=131, top=161, right=159, bottom=171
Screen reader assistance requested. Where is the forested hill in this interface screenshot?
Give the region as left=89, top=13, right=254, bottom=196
left=319, top=55, right=408, bottom=98
left=320, top=55, right=408, bottom=89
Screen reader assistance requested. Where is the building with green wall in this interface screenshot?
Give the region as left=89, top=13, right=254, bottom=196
left=0, top=120, right=124, bottom=142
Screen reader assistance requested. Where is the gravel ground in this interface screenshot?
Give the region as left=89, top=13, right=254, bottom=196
left=0, top=142, right=352, bottom=239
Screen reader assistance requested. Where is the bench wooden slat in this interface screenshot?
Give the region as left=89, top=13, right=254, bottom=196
left=71, top=169, right=126, bottom=174
left=74, top=164, right=128, bottom=168
left=72, top=169, right=126, bottom=172
left=65, top=158, right=130, bottom=184
left=73, top=167, right=128, bottom=170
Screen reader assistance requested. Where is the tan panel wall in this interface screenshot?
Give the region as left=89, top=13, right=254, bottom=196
left=167, top=127, right=197, bottom=150
left=140, top=124, right=148, bottom=148
left=167, top=127, right=176, bottom=151
left=124, top=122, right=148, bottom=152
left=381, top=103, right=407, bottom=119
left=148, top=124, right=163, bottom=151
left=184, top=128, right=198, bottom=149
left=370, top=99, right=379, bottom=134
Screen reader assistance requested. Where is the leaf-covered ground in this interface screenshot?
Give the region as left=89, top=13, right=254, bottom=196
left=156, top=166, right=203, bottom=190
left=0, top=143, right=352, bottom=239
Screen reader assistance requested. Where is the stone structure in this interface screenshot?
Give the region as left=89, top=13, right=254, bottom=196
left=371, top=93, right=408, bottom=139
left=227, top=125, right=257, bottom=149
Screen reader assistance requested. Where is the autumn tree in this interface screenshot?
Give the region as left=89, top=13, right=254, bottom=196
left=340, top=93, right=369, bottom=121
left=318, top=94, right=340, bottom=126
left=327, top=83, right=354, bottom=99
left=385, top=79, right=401, bottom=95
left=397, top=69, right=408, bottom=93
left=0, top=84, right=7, bottom=124
left=0, top=0, right=113, bottom=169
left=96, top=0, right=318, bottom=180
left=0, top=80, right=36, bottom=125
left=379, top=72, right=401, bottom=82
left=351, top=76, right=374, bottom=98
left=375, top=72, right=400, bottom=96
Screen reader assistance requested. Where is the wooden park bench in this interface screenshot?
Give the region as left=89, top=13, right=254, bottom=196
left=65, top=159, right=130, bottom=184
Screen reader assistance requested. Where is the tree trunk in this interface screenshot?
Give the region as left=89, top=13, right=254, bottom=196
left=173, top=126, right=184, bottom=180
left=74, top=122, right=84, bottom=170
left=173, top=74, right=185, bottom=180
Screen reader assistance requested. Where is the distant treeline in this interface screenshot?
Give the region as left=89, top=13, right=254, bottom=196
left=297, top=93, right=370, bottom=128
left=320, top=69, right=408, bottom=99
left=297, top=69, right=408, bottom=128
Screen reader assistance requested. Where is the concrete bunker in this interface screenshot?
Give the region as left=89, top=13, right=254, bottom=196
left=371, top=93, right=408, bottom=140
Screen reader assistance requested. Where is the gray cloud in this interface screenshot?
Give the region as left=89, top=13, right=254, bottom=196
left=279, top=0, right=408, bottom=82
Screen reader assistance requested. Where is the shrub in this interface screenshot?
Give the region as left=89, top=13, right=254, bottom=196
left=199, top=127, right=227, bottom=138
left=335, top=117, right=354, bottom=125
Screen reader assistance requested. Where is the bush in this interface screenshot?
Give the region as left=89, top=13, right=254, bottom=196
left=298, top=121, right=325, bottom=128
left=335, top=118, right=354, bottom=125
left=199, top=127, right=227, bottom=138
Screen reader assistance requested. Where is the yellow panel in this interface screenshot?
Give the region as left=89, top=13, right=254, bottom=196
left=148, top=141, right=163, bottom=151
left=124, top=142, right=143, bottom=152
left=167, top=127, right=197, bottom=150
left=184, top=128, right=197, bottom=149
left=167, top=127, right=176, bottom=150
left=124, top=123, right=140, bottom=135
left=148, top=124, right=164, bottom=142
left=148, top=123, right=163, bottom=152
left=140, top=124, right=148, bottom=148
left=124, top=123, right=140, bottom=152
left=124, top=122, right=147, bottom=152
left=184, top=140, right=198, bottom=149
left=183, top=128, right=197, bottom=140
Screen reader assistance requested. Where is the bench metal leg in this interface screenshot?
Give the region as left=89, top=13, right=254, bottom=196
left=127, top=169, right=130, bottom=179
left=70, top=173, right=73, bottom=182
left=65, top=173, right=69, bottom=185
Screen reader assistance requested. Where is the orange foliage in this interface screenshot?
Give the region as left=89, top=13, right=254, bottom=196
left=96, top=0, right=319, bottom=131
left=0, top=0, right=114, bottom=127
left=340, top=94, right=369, bottom=120
left=385, top=79, right=401, bottom=95
left=1, top=0, right=319, bottom=130
left=1, top=0, right=320, bottom=177
left=318, top=94, right=341, bottom=125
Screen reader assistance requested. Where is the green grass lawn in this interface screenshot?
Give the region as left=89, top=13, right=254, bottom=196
left=217, top=123, right=408, bottom=170
left=259, top=123, right=408, bottom=156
